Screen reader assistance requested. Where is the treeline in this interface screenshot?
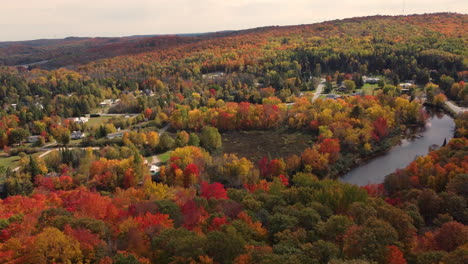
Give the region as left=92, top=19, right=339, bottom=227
left=0, top=137, right=466, bottom=263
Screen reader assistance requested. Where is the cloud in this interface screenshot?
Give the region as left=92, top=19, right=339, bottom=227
left=0, top=0, right=466, bottom=41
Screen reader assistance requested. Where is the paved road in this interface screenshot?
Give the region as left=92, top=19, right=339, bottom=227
left=312, top=79, right=326, bottom=102
left=445, top=101, right=468, bottom=115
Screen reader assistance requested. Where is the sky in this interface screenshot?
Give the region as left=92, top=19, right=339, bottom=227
left=1, top=0, right=467, bottom=41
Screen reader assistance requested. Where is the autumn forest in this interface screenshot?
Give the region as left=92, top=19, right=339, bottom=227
left=0, top=12, right=467, bottom=264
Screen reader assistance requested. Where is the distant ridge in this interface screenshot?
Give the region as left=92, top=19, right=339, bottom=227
left=0, top=12, right=465, bottom=70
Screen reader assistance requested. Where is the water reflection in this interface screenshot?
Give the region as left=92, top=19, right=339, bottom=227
left=341, top=110, right=455, bottom=186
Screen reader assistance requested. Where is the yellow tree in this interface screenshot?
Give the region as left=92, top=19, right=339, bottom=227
left=146, top=131, right=160, bottom=150
left=28, top=227, right=83, bottom=264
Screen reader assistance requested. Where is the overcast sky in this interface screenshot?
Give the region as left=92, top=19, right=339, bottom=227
left=1, top=0, right=466, bottom=41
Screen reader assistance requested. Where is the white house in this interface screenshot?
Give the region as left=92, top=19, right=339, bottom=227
left=69, top=117, right=89, bottom=124
left=149, top=164, right=160, bottom=175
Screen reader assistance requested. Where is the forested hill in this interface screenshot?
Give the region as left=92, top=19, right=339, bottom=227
left=0, top=13, right=466, bottom=71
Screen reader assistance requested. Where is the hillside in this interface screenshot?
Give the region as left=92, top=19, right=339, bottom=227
left=0, top=13, right=466, bottom=71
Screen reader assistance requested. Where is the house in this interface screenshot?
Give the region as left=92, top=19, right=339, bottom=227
left=27, top=135, right=41, bottom=143
left=399, top=83, right=413, bottom=89
left=149, top=164, right=160, bottom=175
left=69, top=117, right=89, bottom=124
left=363, top=76, right=380, bottom=84
left=34, top=102, right=44, bottom=110
left=71, top=131, right=85, bottom=140
left=202, top=72, right=225, bottom=80
left=100, top=99, right=113, bottom=108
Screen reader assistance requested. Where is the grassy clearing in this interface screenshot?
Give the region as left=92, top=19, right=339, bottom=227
left=87, top=116, right=113, bottom=128
left=222, top=129, right=313, bottom=161
left=157, top=151, right=172, bottom=163
left=359, top=84, right=379, bottom=95
left=0, top=155, right=20, bottom=169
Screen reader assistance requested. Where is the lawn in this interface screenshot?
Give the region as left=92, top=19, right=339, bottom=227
left=222, top=129, right=313, bottom=161
left=0, top=155, right=20, bottom=169
left=86, top=116, right=113, bottom=128
left=359, top=84, right=379, bottom=95
left=157, top=151, right=172, bottom=163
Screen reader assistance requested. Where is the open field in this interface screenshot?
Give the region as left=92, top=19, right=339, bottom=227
left=0, top=155, right=20, bottom=169
left=157, top=151, right=172, bottom=163
left=86, top=116, right=113, bottom=128
left=222, top=129, right=313, bottom=161
left=359, top=84, right=379, bottom=95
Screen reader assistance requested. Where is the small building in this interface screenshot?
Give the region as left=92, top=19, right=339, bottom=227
left=27, top=135, right=41, bottom=143
left=71, top=131, right=85, bottom=140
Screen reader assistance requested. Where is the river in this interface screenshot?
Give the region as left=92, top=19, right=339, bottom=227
left=342, top=110, right=455, bottom=186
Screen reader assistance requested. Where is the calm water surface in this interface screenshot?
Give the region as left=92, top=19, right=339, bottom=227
left=342, top=111, right=455, bottom=186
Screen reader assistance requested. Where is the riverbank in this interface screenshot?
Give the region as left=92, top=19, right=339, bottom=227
left=341, top=110, right=455, bottom=186
left=331, top=134, right=402, bottom=180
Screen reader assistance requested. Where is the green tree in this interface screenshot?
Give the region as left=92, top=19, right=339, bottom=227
left=343, top=80, right=356, bottom=93
left=206, top=228, right=245, bottom=264
left=200, top=126, right=222, bottom=153
left=8, top=128, right=30, bottom=145
left=159, top=133, right=175, bottom=151
left=188, top=133, right=200, bottom=147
